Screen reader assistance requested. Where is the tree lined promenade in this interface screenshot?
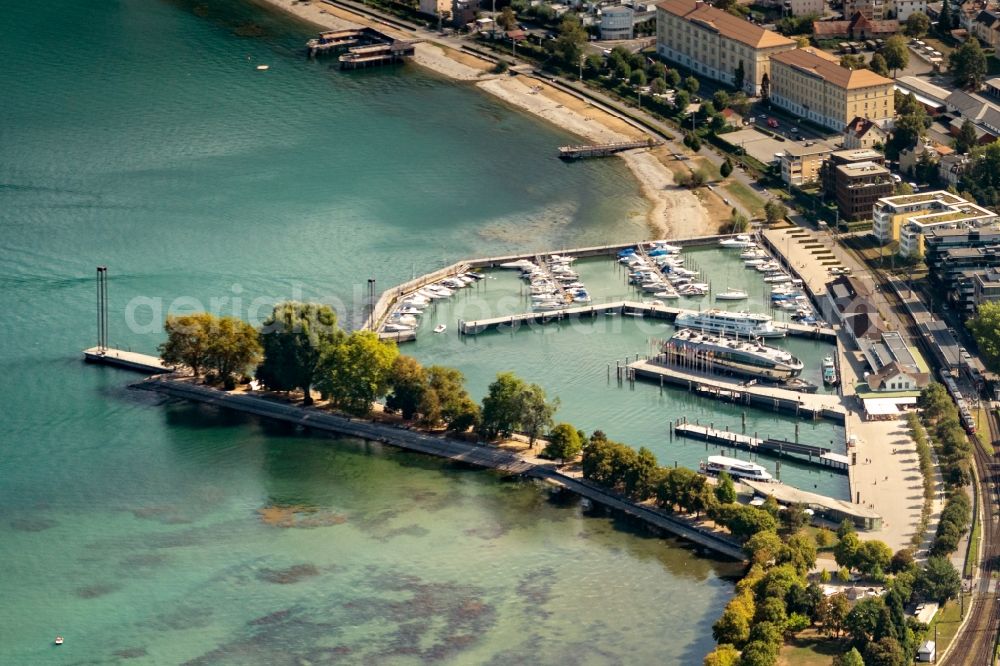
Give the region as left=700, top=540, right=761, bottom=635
left=157, top=306, right=968, bottom=666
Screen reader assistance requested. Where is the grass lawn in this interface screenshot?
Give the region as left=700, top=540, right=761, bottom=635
left=927, top=593, right=970, bottom=654
left=777, top=630, right=851, bottom=666
left=723, top=180, right=765, bottom=218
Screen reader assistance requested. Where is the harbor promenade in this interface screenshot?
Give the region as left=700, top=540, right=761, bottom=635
left=134, top=375, right=748, bottom=561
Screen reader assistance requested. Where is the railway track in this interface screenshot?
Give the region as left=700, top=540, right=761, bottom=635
left=839, top=240, right=1000, bottom=663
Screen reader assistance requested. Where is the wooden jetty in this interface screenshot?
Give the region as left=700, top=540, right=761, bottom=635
left=629, top=359, right=847, bottom=422
left=558, top=138, right=662, bottom=160
left=83, top=347, right=173, bottom=374
left=306, top=26, right=419, bottom=69
left=674, top=422, right=850, bottom=473
left=457, top=300, right=836, bottom=341
left=340, top=41, right=417, bottom=69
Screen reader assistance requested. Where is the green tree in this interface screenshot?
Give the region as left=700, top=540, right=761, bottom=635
left=630, top=69, right=647, bottom=87
left=832, top=647, right=866, bottom=666
left=730, top=92, right=751, bottom=116
left=650, top=77, right=668, bottom=95
left=713, top=593, right=754, bottom=647
left=553, top=15, right=587, bottom=67
left=734, top=60, right=745, bottom=91
left=820, top=592, right=851, bottom=636
left=967, top=302, right=1000, bottom=372
left=781, top=531, right=818, bottom=574
left=720, top=158, right=734, bottom=179
left=497, top=6, right=517, bottom=30
left=543, top=422, right=583, bottom=461
left=882, top=35, right=909, bottom=76
left=764, top=200, right=787, bottom=225
left=704, top=644, right=740, bottom=666
left=716, top=470, right=737, bottom=503
left=674, top=90, right=691, bottom=114
left=870, top=52, right=890, bottom=77
left=685, top=75, right=700, bottom=94
left=744, top=530, right=784, bottom=565
left=203, top=315, right=262, bottom=389
left=955, top=119, right=978, bottom=155
left=713, top=90, right=730, bottom=110
left=950, top=37, right=988, bottom=90
left=318, top=330, right=398, bottom=416
left=845, top=596, right=885, bottom=643
left=864, top=636, right=905, bottom=666
left=426, top=365, right=478, bottom=430
left=479, top=372, right=556, bottom=442
left=666, top=68, right=681, bottom=88
left=834, top=531, right=860, bottom=570
left=257, top=302, right=341, bottom=404
left=160, top=313, right=213, bottom=377
left=386, top=355, right=427, bottom=419
left=737, top=640, right=779, bottom=666
left=939, top=0, right=953, bottom=32
left=916, top=556, right=962, bottom=604
left=889, top=548, right=916, bottom=574
left=584, top=53, right=603, bottom=76
left=904, top=11, right=930, bottom=38
left=855, top=539, right=893, bottom=577
left=840, top=54, right=867, bottom=70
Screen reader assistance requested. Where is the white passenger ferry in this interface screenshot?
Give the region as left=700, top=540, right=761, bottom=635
left=663, top=328, right=804, bottom=380
left=674, top=309, right=785, bottom=338
left=700, top=455, right=773, bottom=482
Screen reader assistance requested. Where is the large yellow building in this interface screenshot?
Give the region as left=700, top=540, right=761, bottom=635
left=769, top=49, right=894, bottom=132
left=655, top=0, right=796, bottom=96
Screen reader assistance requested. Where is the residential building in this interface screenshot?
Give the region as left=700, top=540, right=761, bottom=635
left=419, top=0, right=453, bottom=17
left=939, top=153, right=972, bottom=186
left=898, top=139, right=953, bottom=176
left=892, top=0, right=928, bottom=20
left=821, top=148, right=892, bottom=221
left=600, top=6, right=635, bottom=39
left=787, top=0, right=824, bottom=15
left=769, top=48, right=894, bottom=131
left=655, top=0, right=797, bottom=95
left=949, top=267, right=1000, bottom=314
left=778, top=143, right=833, bottom=186
left=813, top=13, right=900, bottom=39
left=872, top=191, right=999, bottom=257
left=845, top=0, right=887, bottom=19
left=824, top=274, right=885, bottom=345
left=924, top=226, right=1000, bottom=271
left=843, top=116, right=887, bottom=149
left=971, top=9, right=1000, bottom=47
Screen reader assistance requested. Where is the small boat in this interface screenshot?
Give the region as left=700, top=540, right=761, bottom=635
left=715, top=288, right=748, bottom=301
left=256, top=64, right=270, bottom=71
left=763, top=274, right=792, bottom=284
left=54, top=637, right=64, bottom=646
left=383, top=323, right=414, bottom=333
left=433, top=324, right=447, bottom=334
left=397, top=307, right=423, bottom=316
left=501, top=259, right=535, bottom=269
left=719, top=234, right=755, bottom=249
left=654, top=290, right=680, bottom=299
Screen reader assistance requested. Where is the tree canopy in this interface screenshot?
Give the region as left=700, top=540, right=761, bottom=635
left=967, top=301, right=1000, bottom=372
left=257, top=302, right=341, bottom=404
left=904, top=11, right=930, bottom=38
left=479, top=372, right=556, bottom=441
left=950, top=37, right=988, bottom=90
left=543, top=423, right=583, bottom=461
left=160, top=313, right=261, bottom=388
left=317, top=330, right=398, bottom=415
left=882, top=36, right=909, bottom=76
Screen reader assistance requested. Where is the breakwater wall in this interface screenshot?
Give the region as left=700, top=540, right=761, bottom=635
left=136, top=376, right=747, bottom=561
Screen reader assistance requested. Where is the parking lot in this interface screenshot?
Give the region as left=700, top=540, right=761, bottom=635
left=720, top=128, right=799, bottom=165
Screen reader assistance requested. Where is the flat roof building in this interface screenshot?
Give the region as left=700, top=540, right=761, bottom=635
left=872, top=191, right=998, bottom=257
left=821, top=148, right=891, bottom=222
left=778, top=143, right=833, bottom=187
left=769, top=48, right=894, bottom=131
left=655, top=0, right=796, bottom=95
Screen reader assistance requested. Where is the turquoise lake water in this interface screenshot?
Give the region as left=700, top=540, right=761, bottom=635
left=0, top=0, right=755, bottom=663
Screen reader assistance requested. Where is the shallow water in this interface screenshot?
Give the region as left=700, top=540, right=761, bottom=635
left=0, top=0, right=746, bottom=662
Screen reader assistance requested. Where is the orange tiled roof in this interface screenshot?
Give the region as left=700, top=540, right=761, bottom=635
left=772, top=48, right=893, bottom=90
left=657, top=0, right=796, bottom=49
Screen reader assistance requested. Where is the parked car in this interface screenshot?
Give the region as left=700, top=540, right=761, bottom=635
left=767, top=118, right=779, bottom=128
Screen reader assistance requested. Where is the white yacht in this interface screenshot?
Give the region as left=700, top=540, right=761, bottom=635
left=822, top=356, right=838, bottom=385
left=674, top=309, right=785, bottom=338
left=700, top=456, right=773, bottom=482
left=663, top=328, right=803, bottom=380
left=719, top=234, right=755, bottom=249
left=715, top=288, right=749, bottom=301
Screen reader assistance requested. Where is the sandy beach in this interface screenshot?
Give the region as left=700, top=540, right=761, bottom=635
left=253, top=0, right=715, bottom=237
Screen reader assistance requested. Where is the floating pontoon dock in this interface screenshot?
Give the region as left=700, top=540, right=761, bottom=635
left=674, top=422, right=849, bottom=472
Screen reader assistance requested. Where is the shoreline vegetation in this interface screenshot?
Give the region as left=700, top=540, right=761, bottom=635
left=156, top=306, right=968, bottom=665
left=247, top=0, right=717, bottom=239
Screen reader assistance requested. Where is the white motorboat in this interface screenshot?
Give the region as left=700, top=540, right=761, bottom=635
left=256, top=64, right=270, bottom=71
left=654, top=290, right=680, bottom=299
left=434, top=324, right=447, bottom=334
left=740, top=248, right=767, bottom=260
left=715, top=288, right=749, bottom=301
left=744, top=258, right=767, bottom=267
left=666, top=329, right=803, bottom=381
left=533, top=301, right=567, bottom=311
left=501, top=259, right=535, bottom=269
left=390, top=314, right=418, bottom=326
left=397, top=307, right=423, bottom=316
left=383, top=323, right=414, bottom=332
left=719, top=234, right=755, bottom=249
left=763, top=274, right=792, bottom=284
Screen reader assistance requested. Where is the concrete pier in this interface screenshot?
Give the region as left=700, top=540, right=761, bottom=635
left=458, top=300, right=835, bottom=340
left=558, top=139, right=662, bottom=160
left=674, top=422, right=850, bottom=472
left=629, top=359, right=847, bottom=422
left=83, top=347, right=173, bottom=374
